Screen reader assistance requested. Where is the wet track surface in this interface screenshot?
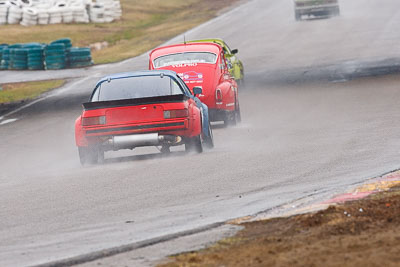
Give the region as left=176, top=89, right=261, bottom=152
left=1, top=0, right=400, bottom=266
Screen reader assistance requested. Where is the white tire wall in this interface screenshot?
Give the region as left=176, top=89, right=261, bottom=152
left=48, top=7, right=62, bottom=24
left=0, top=0, right=122, bottom=25
left=20, top=7, right=37, bottom=26
left=89, top=3, right=105, bottom=23
left=70, top=4, right=88, bottom=23
left=8, top=4, right=22, bottom=24
left=0, top=1, right=9, bottom=25
left=37, top=9, right=49, bottom=24
left=19, top=0, right=33, bottom=8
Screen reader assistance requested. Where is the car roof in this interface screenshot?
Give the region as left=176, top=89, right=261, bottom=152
left=188, top=38, right=225, bottom=46
left=97, top=70, right=178, bottom=84
left=188, top=39, right=231, bottom=52
left=150, top=43, right=222, bottom=60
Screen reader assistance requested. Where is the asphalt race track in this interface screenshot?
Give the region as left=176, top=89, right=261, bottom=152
left=1, top=0, right=400, bottom=266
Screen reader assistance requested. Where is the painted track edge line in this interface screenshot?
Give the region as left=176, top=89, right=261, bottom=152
left=2, top=77, right=91, bottom=118
left=30, top=222, right=224, bottom=267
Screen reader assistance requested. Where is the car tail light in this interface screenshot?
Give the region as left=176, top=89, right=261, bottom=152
left=216, top=88, right=223, bottom=104
left=82, top=116, right=106, bottom=126
left=164, top=109, right=189, bottom=119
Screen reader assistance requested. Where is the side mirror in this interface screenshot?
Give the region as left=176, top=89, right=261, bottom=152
left=193, top=86, right=202, bottom=96
left=231, top=49, right=238, bottom=55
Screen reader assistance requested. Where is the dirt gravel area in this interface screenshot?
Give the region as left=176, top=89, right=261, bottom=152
left=159, top=187, right=400, bottom=267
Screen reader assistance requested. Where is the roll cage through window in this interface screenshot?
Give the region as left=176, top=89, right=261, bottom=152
left=90, top=75, right=186, bottom=102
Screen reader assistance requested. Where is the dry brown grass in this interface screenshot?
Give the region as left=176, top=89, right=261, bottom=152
left=0, top=80, right=65, bottom=103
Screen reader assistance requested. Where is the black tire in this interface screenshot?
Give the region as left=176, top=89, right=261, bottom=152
left=223, top=111, right=237, bottom=127
left=204, top=121, right=214, bottom=149
left=160, top=145, right=170, bottom=154
left=334, top=7, right=340, bottom=16
left=185, top=135, right=203, bottom=153
left=236, top=103, right=242, bottom=123
left=78, top=146, right=103, bottom=166
left=295, top=10, right=301, bottom=21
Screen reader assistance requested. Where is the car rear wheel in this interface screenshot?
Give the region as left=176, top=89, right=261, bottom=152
left=160, top=145, right=171, bottom=154
left=224, top=111, right=237, bottom=127
left=236, top=103, right=242, bottom=123
left=333, top=7, right=340, bottom=16
left=295, top=10, right=301, bottom=21
left=185, top=135, right=203, bottom=153
left=78, top=146, right=102, bottom=166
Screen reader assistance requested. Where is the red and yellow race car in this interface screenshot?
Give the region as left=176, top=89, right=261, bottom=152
left=149, top=42, right=241, bottom=126
left=75, top=70, right=213, bottom=165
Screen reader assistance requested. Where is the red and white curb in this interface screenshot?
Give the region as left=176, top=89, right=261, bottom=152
left=229, top=170, right=400, bottom=224
left=324, top=170, right=400, bottom=204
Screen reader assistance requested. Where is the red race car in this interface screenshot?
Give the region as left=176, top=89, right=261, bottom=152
left=149, top=42, right=241, bottom=126
left=75, top=70, right=213, bottom=165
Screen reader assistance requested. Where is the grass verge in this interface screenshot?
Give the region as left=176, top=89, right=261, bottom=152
left=0, top=0, right=241, bottom=64
left=0, top=80, right=66, bottom=104
left=159, top=186, right=400, bottom=267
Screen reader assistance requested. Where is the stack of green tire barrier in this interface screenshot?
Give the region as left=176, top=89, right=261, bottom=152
left=0, top=44, right=6, bottom=60
left=68, top=47, right=93, bottom=68
left=9, top=44, right=28, bottom=70
left=0, top=38, right=93, bottom=70
left=51, top=38, right=72, bottom=50
left=27, top=46, right=45, bottom=70
left=44, top=43, right=66, bottom=70
left=0, top=47, right=9, bottom=70
left=0, top=44, right=8, bottom=70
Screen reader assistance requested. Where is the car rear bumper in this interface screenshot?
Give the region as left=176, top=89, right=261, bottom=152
left=79, top=119, right=194, bottom=149
left=84, top=119, right=188, bottom=137
left=104, top=133, right=181, bottom=151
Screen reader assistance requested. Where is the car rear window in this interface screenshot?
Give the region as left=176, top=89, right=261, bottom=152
left=91, top=75, right=184, bottom=101
left=153, top=52, right=217, bottom=68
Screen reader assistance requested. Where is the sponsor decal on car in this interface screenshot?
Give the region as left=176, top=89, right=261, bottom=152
left=172, top=63, right=198, bottom=68
left=178, top=71, right=204, bottom=84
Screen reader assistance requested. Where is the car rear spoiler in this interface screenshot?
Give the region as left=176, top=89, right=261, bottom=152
left=83, top=94, right=189, bottom=110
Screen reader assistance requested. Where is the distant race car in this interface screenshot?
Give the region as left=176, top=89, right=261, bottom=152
left=188, top=38, right=244, bottom=84
left=149, top=43, right=241, bottom=126
left=75, top=70, right=213, bottom=165
left=294, top=0, right=340, bottom=21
